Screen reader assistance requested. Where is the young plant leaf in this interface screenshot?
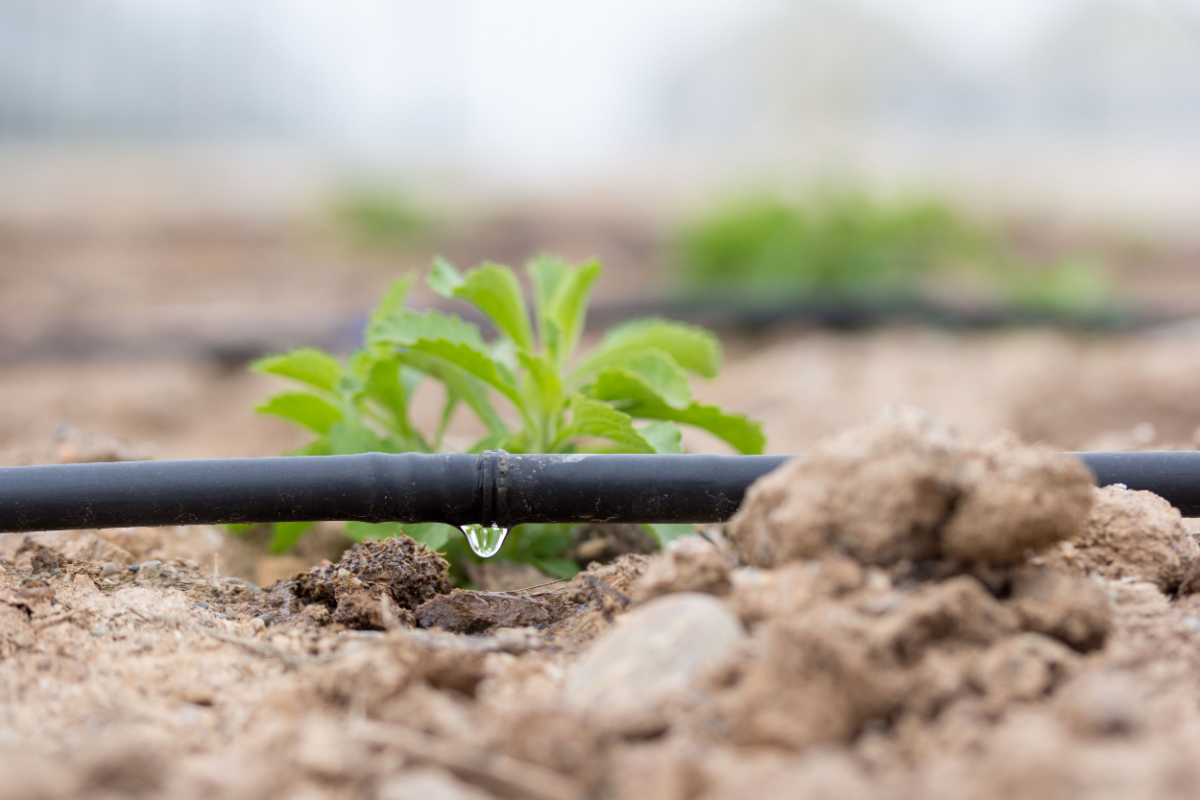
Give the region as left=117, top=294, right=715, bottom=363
left=645, top=524, right=695, bottom=547
left=426, top=256, right=465, bottom=298
left=518, top=351, right=563, bottom=423
left=625, top=350, right=691, bottom=409
left=452, top=263, right=536, bottom=351
left=326, top=420, right=392, bottom=455
left=539, top=258, right=602, bottom=367
left=369, top=274, right=417, bottom=326
left=402, top=339, right=521, bottom=406
left=570, top=318, right=721, bottom=383
left=639, top=420, right=684, bottom=454
left=251, top=349, right=341, bottom=394
left=370, top=308, right=489, bottom=351
left=558, top=395, right=654, bottom=453
left=527, top=254, right=570, bottom=341
left=398, top=350, right=507, bottom=436
left=589, top=371, right=765, bottom=454
left=256, top=392, right=342, bottom=434
left=271, top=520, right=315, bottom=553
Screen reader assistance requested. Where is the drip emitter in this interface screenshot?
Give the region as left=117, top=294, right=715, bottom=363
left=0, top=450, right=1198, bottom=536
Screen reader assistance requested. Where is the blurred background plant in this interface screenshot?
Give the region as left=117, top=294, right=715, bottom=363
left=674, top=191, right=1118, bottom=317
left=239, top=255, right=762, bottom=585
left=330, top=185, right=431, bottom=250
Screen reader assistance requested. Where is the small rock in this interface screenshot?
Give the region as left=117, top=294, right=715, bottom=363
left=139, top=560, right=161, bottom=571
left=127, top=564, right=140, bottom=572
left=564, top=592, right=745, bottom=736
left=101, top=562, right=119, bottom=576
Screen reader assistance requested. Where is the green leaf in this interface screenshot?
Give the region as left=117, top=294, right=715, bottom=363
left=547, top=259, right=602, bottom=365
left=397, top=350, right=507, bottom=435
left=645, top=524, right=695, bottom=547
left=626, top=350, right=691, bottom=409
left=639, top=420, right=683, bottom=454
left=558, top=395, right=654, bottom=453
left=363, top=357, right=407, bottom=420
left=531, top=557, right=581, bottom=580
left=589, top=371, right=764, bottom=453
left=402, top=523, right=454, bottom=551
left=371, top=309, right=521, bottom=406
left=369, top=274, right=417, bottom=328
left=518, top=351, right=563, bottom=421
left=251, top=348, right=341, bottom=394
left=256, top=392, right=342, bottom=434
left=404, top=339, right=521, bottom=406
left=369, top=308, right=489, bottom=351
left=270, top=521, right=315, bottom=553
left=516, top=524, right=575, bottom=559
left=427, top=256, right=465, bottom=298
left=326, top=420, right=392, bottom=455
left=453, top=263, right=535, bottom=351
left=527, top=254, right=570, bottom=337
left=571, top=318, right=721, bottom=383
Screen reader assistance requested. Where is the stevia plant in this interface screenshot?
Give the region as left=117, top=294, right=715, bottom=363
left=248, top=255, right=764, bottom=581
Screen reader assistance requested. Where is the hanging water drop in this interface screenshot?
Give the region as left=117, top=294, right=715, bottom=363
left=459, top=524, right=509, bottom=557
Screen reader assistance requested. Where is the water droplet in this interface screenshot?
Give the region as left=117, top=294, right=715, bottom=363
left=459, top=524, right=508, bottom=558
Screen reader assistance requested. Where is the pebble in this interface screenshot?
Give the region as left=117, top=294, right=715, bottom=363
left=139, top=560, right=162, bottom=571
left=191, top=602, right=210, bottom=611
left=101, top=562, right=119, bottom=576
left=127, top=564, right=140, bottom=572
left=563, top=592, right=745, bottom=735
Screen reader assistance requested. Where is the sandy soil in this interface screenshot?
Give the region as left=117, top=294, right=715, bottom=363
left=4, top=410, right=1200, bottom=799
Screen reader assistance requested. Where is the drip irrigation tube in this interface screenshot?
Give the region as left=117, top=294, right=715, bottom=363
left=0, top=450, right=1197, bottom=535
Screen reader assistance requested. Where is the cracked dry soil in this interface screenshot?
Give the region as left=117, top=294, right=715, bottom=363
left=5, top=407, right=1200, bottom=800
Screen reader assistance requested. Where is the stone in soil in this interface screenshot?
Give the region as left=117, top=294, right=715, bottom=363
left=564, top=592, right=745, bottom=736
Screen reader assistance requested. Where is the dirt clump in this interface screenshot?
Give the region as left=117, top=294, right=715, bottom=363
left=293, top=537, right=451, bottom=630
left=728, top=406, right=1094, bottom=569
left=566, top=523, right=660, bottom=567
left=729, top=406, right=961, bottom=567
left=633, top=536, right=733, bottom=601
left=1007, top=568, right=1112, bottom=652
left=939, top=432, right=1095, bottom=563
left=415, top=589, right=570, bottom=634
left=1044, top=485, right=1200, bottom=593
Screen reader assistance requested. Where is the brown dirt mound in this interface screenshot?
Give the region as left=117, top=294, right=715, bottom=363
left=728, top=406, right=1095, bottom=568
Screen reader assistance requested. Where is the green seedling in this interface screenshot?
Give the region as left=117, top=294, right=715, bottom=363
left=246, top=255, right=764, bottom=581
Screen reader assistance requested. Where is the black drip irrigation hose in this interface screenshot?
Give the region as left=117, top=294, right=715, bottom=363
left=0, top=450, right=1197, bottom=535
